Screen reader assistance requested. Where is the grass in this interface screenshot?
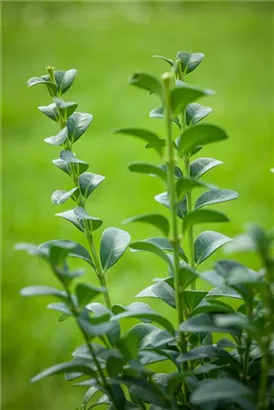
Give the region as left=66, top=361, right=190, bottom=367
left=2, top=1, right=273, bottom=409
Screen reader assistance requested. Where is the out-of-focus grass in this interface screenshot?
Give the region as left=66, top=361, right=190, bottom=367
left=2, top=1, right=273, bottom=409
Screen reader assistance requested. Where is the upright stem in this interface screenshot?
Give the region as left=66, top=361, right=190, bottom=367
left=162, top=73, right=187, bottom=364
left=185, top=157, right=195, bottom=288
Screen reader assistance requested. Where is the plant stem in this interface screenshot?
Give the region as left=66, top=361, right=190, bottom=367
left=184, top=157, right=195, bottom=288
left=258, top=347, right=269, bottom=409
left=162, top=73, right=187, bottom=366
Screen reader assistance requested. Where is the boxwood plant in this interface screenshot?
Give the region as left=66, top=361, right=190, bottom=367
left=17, top=51, right=274, bottom=410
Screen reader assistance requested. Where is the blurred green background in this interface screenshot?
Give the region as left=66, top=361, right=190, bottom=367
left=2, top=1, right=273, bottom=409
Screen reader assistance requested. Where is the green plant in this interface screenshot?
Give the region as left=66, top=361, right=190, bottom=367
left=17, top=52, right=274, bottom=410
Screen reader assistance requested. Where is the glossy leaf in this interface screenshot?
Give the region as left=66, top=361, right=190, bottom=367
left=54, top=97, right=78, bottom=118
left=194, top=231, right=231, bottom=265
left=38, top=103, right=59, bottom=122
left=190, top=157, right=223, bottom=180
left=149, top=107, right=181, bottom=128
left=192, top=299, right=234, bottom=316
left=54, top=69, right=77, bottom=94
left=66, top=112, right=93, bottom=144
left=20, top=286, right=67, bottom=300
left=115, top=128, right=164, bottom=156
left=52, top=159, right=70, bottom=175
left=152, top=54, right=174, bottom=66
left=31, top=361, right=94, bottom=383
left=186, top=103, right=212, bottom=126
left=78, top=172, right=105, bottom=199
left=129, top=72, right=163, bottom=101
left=111, top=302, right=175, bottom=335
left=136, top=281, right=176, bottom=308
left=56, top=209, right=84, bottom=231
left=183, top=209, right=229, bottom=232
left=130, top=240, right=172, bottom=268
left=195, top=189, right=238, bottom=209
left=178, top=124, right=228, bottom=156
left=47, top=302, right=72, bottom=316
left=128, top=162, right=166, bottom=181
left=176, top=177, right=205, bottom=200
left=131, top=237, right=187, bottom=261
left=123, top=213, right=169, bottom=237
left=206, top=287, right=242, bottom=300
left=76, top=283, right=105, bottom=307
left=190, top=378, right=250, bottom=405
left=177, top=51, right=204, bottom=74
left=59, top=150, right=89, bottom=175
left=183, top=290, right=208, bottom=311
left=74, top=207, right=103, bottom=232
left=179, top=264, right=197, bottom=289
left=45, top=127, right=68, bottom=146
left=51, top=187, right=78, bottom=205
left=100, top=227, right=131, bottom=272
left=171, top=83, right=209, bottom=115
left=155, top=191, right=187, bottom=218
left=28, top=76, right=57, bottom=95
left=180, top=313, right=239, bottom=335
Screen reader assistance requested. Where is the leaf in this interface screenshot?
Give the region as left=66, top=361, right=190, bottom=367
left=59, top=150, right=89, bottom=175
left=76, top=283, right=106, bottom=307
left=47, top=302, right=72, bottom=316
left=20, top=286, right=67, bottom=300
left=176, top=51, right=204, bottom=74
left=149, top=107, right=181, bottom=128
left=131, top=237, right=187, bottom=261
left=66, top=112, right=93, bottom=144
left=191, top=299, right=234, bottom=316
left=194, top=231, right=231, bottom=265
left=129, top=72, right=163, bottom=101
left=52, top=159, right=70, bottom=175
left=54, top=97, right=78, bottom=118
left=38, top=103, right=59, bottom=122
left=111, top=302, right=175, bottom=336
left=27, top=76, right=57, bottom=95
left=14, top=243, right=48, bottom=258
left=155, top=191, right=187, bottom=218
left=183, top=290, right=208, bottom=311
left=45, top=127, right=68, bottom=146
left=128, top=162, right=166, bottom=181
left=186, top=103, right=212, bottom=126
left=176, top=177, right=205, bottom=200
left=206, top=287, right=242, bottom=300
left=56, top=209, right=84, bottom=231
left=51, top=187, right=78, bottom=205
left=171, top=84, right=209, bottom=115
left=130, top=240, right=172, bottom=268
left=195, top=189, right=239, bottom=209
left=54, top=69, right=77, bottom=94
left=74, top=207, right=103, bottom=232
left=123, top=213, right=169, bottom=237
left=183, top=209, right=229, bottom=232
left=78, top=172, right=105, bottom=199
left=31, top=361, right=94, bottom=383
left=100, top=227, right=131, bottom=272
left=152, top=54, right=174, bottom=66
left=179, top=264, right=198, bottom=289
left=115, top=128, right=164, bottom=156
left=190, top=157, right=223, bottom=180
left=178, top=124, right=228, bottom=156
left=180, top=313, right=240, bottom=335
left=136, top=281, right=176, bottom=308
left=190, top=378, right=251, bottom=405
left=177, top=345, right=232, bottom=364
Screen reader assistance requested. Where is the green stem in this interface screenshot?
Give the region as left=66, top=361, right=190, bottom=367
left=185, top=157, right=195, bottom=289
left=258, top=348, right=269, bottom=410
left=162, top=73, right=188, bottom=376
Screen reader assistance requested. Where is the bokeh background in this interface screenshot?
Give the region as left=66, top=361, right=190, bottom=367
left=2, top=1, right=273, bottom=409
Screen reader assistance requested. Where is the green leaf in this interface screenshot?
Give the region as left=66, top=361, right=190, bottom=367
left=176, top=177, right=205, bottom=200
left=31, top=361, right=94, bottom=383
left=152, top=54, right=174, bottom=66
left=206, top=287, right=242, bottom=300
left=54, top=97, right=78, bottom=118
left=27, top=76, right=57, bottom=96
left=76, top=283, right=106, bottom=306
left=74, top=207, right=103, bottom=232
left=191, top=299, right=234, bottom=316
left=15, top=243, right=48, bottom=258
left=131, top=237, right=187, bottom=261
left=66, top=112, right=93, bottom=144
left=100, top=227, right=131, bottom=272
left=149, top=107, right=181, bottom=128
left=190, top=378, right=250, bottom=405
left=177, top=345, right=232, bottom=364
left=178, top=124, right=228, bottom=156
left=155, top=191, right=187, bottom=218
left=183, top=290, right=208, bottom=311
left=56, top=209, right=84, bottom=231
left=20, top=285, right=67, bottom=300
left=45, top=127, right=68, bottom=146
left=194, top=231, right=231, bottom=265
left=183, top=209, right=229, bottom=232
left=54, top=69, right=77, bottom=94
left=115, top=128, right=164, bottom=156
left=77, top=316, right=114, bottom=338
left=47, top=302, right=72, bottom=316
left=59, top=150, right=89, bottom=175
left=130, top=240, right=172, bottom=268
left=195, top=189, right=239, bottom=209
left=111, top=302, right=175, bottom=335
left=78, top=172, right=105, bottom=199
left=176, top=51, right=204, bottom=74
left=180, top=313, right=240, bottom=335
left=190, top=157, right=223, bottom=180
left=51, top=187, right=78, bottom=205
left=129, top=72, right=163, bottom=101
left=128, top=162, right=166, bottom=181
left=179, top=264, right=198, bottom=289
left=171, top=82, right=212, bottom=115
left=46, top=240, right=76, bottom=266
left=123, top=213, right=169, bottom=237
left=186, top=103, right=212, bottom=126
left=38, top=103, right=59, bottom=122
left=136, top=281, right=176, bottom=308
left=52, top=159, right=70, bottom=175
